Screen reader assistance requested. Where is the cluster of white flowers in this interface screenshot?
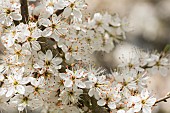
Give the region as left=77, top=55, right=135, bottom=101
left=0, top=0, right=169, bottom=113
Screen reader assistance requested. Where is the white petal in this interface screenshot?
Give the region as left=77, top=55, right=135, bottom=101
left=18, top=104, right=26, bottom=111
left=151, top=66, right=159, bottom=75
left=22, top=42, right=31, bottom=50
left=42, top=27, right=52, bottom=37
left=31, top=78, right=38, bottom=86
left=21, top=50, right=31, bottom=56
left=142, top=105, right=151, bottom=113
left=97, top=99, right=106, bottom=106
left=55, top=3, right=65, bottom=10
left=133, top=103, right=142, bottom=112
left=51, top=32, right=59, bottom=41
left=55, top=65, right=62, bottom=69
left=38, top=51, right=45, bottom=60
left=52, top=57, right=62, bottom=65
left=159, top=66, right=168, bottom=76
left=46, top=6, right=54, bottom=14
left=0, top=88, right=7, bottom=96
left=63, top=7, right=72, bottom=17
left=15, top=44, right=22, bottom=51
left=32, top=29, right=42, bottom=38
left=0, top=75, right=4, bottom=81
left=62, top=45, right=68, bottom=52
left=75, top=80, right=86, bottom=88
left=88, top=88, right=94, bottom=97
left=59, top=73, right=69, bottom=80
left=69, top=0, right=76, bottom=2
left=73, top=9, right=82, bottom=19
left=88, top=75, right=97, bottom=83
left=25, top=86, right=34, bottom=93
left=32, top=41, right=41, bottom=51
left=46, top=50, right=53, bottom=61
left=141, top=89, right=149, bottom=100
left=108, top=102, right=116, bottom=109
left=146, top=97, right=156, bottom=106
left=117, top=110, right=125, bottom=113
left=0, top=13, right=6, bottom=23
left=10, top=12, right=22, bottom=20
left=38, top=18, right=51, bottom=27
left=52, top=14, right=60, bottom=23
left=64, top=79, right=73, bottom=87
left=0, top=65, right=5, bottom=73
left=6, top=87, right=15, bottom=97
left=7, top=37, right=15, bottom=47
left=33, top=63, right=41, bottom=69
left=16, top=85, right=25, bottom=94
left=85, top=81, right=93, bottom=88
left=75, top=70, right=84, bottom=78
left=4, top=17, right=12, bottom=26
left=37, top=76, right=45, bottom=85
left=20, top=77, right=30, bottom=84
left=28, top=98, right=43, bottom=110
left=65, top=53, right=71, bottom=60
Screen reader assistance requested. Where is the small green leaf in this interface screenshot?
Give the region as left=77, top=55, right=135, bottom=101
left=163, top=44, right=170, bottom=54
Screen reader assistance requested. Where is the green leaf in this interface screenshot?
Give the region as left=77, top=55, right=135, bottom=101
left=163, top=44, right=170, bottom=54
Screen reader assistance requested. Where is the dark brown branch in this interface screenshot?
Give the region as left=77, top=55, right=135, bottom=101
left=154, top=93, right=170, bottom=105
left=90, top=96, right=108, bottom=113
left=80, top=89, right=109, bottom=113
left=20, top=0, right=29, bottom=23
left=56, top=9, right=65, bottom=16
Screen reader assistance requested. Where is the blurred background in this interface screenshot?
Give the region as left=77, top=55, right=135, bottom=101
left=85, top=0, right=170, bottom=113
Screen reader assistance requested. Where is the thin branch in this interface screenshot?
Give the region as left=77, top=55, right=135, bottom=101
left=20, top=0, right=29, bottom=23
left=56, top=9, right=65, bottom=16
left=80, top=89, right=109, bottom=113
left=154, top=93, right=170, bottom=105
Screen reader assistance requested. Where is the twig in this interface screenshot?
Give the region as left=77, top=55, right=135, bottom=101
left=20, top=0, right=29, bottom=23
left=154, top=93, right=170, bottom=105
left=56, top=9, right=65, bottom=16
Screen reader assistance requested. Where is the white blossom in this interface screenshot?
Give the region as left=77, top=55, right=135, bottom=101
left=63, top=0, right=87, bottom=19
left=59, top=69, right=86, bottom=88
left=0, top=0, right=22, bottom=26
left=33, top=50, right=62, bottom=74
left=0, top=0, right=167, bottom=112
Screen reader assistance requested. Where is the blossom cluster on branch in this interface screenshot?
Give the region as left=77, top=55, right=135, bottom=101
left=0, top=0, right=169, bottom=113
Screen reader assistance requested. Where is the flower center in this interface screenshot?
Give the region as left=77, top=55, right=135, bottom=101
left=35, top=87, right=40, bottom=92
left=15, top=50, right=22, bottom=56
left=96, top=21, right=102, bottom=26
left=58, top=80, right=64, bottom=86
left=27, top=37, right=35, bottom=42
left=128, top=63, right=134, bottom=69
left=155, top=61, right=160, bottom=66
left=51, top=24, right=56, bottom=29
left=6, top=9, right=11, bottom=14
left=22, top=96, right=29, bottom=104
left=48, top=2, right=54, bottom=7
left=68, top=91, right=74, bottom=96
left=71, top=76, right=75, bottom=80
left=44, top=71, right=52, bottom=79
left=70, top=3, right=75, bottom=8
left=86, top=38, right=91, bottom=44
left=106, top=97, right=111, bottom=102
left=68, top=47, right=73, bottom=52
left=13, top=81, right=19, bottom=85
left=141, top=100, right=146, bottom=104
left=45, top=60, right=51, bottom=66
